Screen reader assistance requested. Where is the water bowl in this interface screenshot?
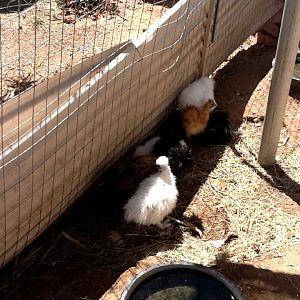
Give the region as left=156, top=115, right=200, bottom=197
left=121, top=261, right=244, bottom=300
left=290, top=51, right=300, bottom=92
left=272, top=51, right=300, bottom=92
left=291, top=61, right=300, bottom=92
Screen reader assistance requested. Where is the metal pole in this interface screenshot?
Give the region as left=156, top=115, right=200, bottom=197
left=258, top=0, right=300, bottom=167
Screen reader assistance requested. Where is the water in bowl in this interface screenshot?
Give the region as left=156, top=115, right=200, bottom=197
left=129, top=268, right=237, bottom=300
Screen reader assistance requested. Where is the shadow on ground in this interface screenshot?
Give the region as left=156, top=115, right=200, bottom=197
left=231, top=146, right=300, bottom=206
left=0, top=43, right=276, bottom=300
left=265, top=164, right=300, bottom=205
left=213, top=255, right=300, bottom=300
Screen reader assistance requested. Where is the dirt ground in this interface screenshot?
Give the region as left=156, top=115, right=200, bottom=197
left=0, top=6, right=300, bottom=298
left=218, top=246, right=300, bottom=300
left=0, top=38, right=299, bottom=300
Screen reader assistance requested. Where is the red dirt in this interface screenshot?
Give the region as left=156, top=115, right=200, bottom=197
left=216, top=246, right=300, bottom=300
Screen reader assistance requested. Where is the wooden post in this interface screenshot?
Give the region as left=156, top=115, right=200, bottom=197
left=197, top=0, right=217, bottom=77
left=258, top=0, right=300, bottom=167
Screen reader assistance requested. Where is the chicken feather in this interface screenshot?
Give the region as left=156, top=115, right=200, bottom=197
left=178, top=77, right=217, bottom=138
left=123, top=156, right=178, bottom=229
left=182, top=100, right=216, bottom=138
left=178, top=77, right=216, bottom=110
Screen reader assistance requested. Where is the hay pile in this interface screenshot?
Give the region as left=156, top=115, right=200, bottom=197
left=159, top=130, right=299, bottom=265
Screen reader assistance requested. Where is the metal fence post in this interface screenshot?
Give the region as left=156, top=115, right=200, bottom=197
left=258, top=0, right=300, bottom=167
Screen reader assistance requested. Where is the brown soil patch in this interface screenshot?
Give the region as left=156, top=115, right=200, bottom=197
left=216, top=245, right=300, bottom=300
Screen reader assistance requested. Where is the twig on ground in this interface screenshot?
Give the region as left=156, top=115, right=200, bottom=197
left=61, top=231, right=89, bottom=249
left=278, top=136, right=290, bottom=147
left=209, top=233, right=238, bottom=247
left=167, top=216, right=203, bottom=237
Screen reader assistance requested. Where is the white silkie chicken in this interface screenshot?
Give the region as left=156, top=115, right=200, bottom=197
left=178, top=77, right=217, bottom=138
left=123, top=156, right=178, bottom=229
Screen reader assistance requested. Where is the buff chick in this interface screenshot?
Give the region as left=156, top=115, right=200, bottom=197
left=182, top=99, right=216, bottom=138
left=178, top=77, right=217, bottom=138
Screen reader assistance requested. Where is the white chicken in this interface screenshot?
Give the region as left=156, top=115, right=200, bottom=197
left=123, top=156, right=178, bottom=229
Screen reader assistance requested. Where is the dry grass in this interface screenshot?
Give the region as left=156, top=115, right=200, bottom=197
left=152, top=132, right=299, bottom=268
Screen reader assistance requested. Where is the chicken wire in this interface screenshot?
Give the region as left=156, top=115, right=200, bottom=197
left=0, top=0, right=172, bottom=102
left=0, top=0, right=282, bottom=269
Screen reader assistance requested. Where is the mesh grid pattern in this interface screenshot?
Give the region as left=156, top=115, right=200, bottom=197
left=0, top=0, right=282, bottom=268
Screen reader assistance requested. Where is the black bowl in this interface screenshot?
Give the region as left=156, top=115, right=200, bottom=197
left=121, top=261, right=244, bottom=300
left=290, top=52, right=300, bottom=92
left=291, top=75, right=300, bottom=92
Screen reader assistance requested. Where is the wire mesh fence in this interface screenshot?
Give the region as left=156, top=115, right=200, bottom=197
left=0, top=0, right=172, bottom=102
left=0, top=0, right=283, bottom=269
